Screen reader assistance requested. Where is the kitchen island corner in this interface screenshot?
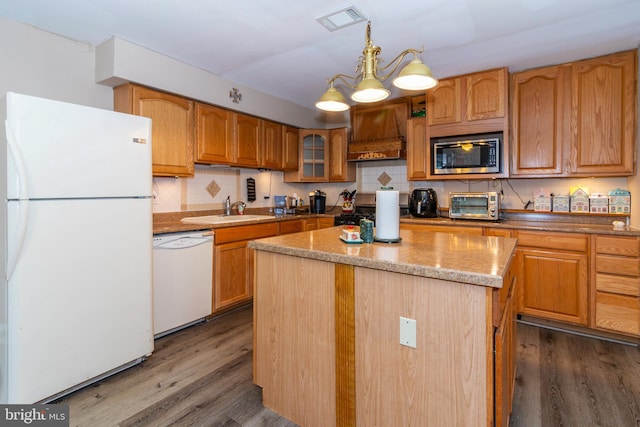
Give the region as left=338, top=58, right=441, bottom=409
left=249, top=227, right=518, bottom=427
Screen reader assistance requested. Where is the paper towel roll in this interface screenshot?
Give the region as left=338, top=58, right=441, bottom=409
left=375, top=190, right=400, bottom=241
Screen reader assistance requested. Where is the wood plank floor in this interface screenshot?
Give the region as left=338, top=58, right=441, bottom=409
left=510, top=322, right=640, bottom=427
left=57, top=305, right=640, bottom=426
left=56, top=306, right=296, bottom=426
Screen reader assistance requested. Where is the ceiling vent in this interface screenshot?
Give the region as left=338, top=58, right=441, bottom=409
left=316, top=6, right=367, bottom=32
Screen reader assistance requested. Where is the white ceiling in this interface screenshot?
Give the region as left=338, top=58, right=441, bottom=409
left=1, top=0, right=640, bottom=111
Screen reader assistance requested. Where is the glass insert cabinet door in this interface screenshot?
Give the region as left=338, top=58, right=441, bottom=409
left=301, top=131, right=328, bottom=180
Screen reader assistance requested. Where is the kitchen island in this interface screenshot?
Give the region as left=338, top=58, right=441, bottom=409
left=249, top=227, right=518, bottom=427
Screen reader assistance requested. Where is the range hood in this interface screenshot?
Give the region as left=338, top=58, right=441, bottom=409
left=347, top=100, right=409, bottom=161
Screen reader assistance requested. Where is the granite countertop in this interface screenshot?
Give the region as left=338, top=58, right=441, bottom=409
left=153, top=209, right=638, bottom=236
left=152, top=210, right=336, bottom=234
left=400, top=213, right=640, bottom=236
left=248, top=227, right=517, bottom=288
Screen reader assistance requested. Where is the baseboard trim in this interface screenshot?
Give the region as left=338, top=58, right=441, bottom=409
left=517, top=316, right=639, bottom=347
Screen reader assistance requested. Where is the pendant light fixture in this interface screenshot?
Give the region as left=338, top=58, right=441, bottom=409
left=316, top=21, right=438, bottom=112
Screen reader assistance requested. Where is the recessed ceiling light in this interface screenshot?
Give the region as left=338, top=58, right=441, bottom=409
left=316, top=6, right=367, bottom=32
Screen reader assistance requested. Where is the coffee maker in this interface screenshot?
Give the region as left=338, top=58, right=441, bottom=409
left=309, top=190, right=326, bottom=214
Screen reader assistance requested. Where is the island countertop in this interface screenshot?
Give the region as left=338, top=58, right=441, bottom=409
left=248, top=226, right=517, bottom=288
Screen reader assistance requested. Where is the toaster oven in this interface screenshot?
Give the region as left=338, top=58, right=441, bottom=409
left=449, top=192, right=500, bottom=221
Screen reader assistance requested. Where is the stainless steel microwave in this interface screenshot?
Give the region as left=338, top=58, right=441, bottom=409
left=449, top=192, right=500, bottom=221
left=432, top=133, right=502, bottom=175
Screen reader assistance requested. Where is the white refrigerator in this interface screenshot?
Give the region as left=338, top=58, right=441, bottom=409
left=1, top=92, right=154, bottom=403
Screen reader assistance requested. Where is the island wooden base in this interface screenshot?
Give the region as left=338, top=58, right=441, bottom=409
left=254, top=250, right=514, bottom=426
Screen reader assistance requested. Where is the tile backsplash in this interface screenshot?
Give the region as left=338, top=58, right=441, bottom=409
left=153, top=161, right=630, bottom=215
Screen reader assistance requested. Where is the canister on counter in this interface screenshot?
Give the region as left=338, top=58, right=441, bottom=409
left=359, top=219, right=374, bottom=243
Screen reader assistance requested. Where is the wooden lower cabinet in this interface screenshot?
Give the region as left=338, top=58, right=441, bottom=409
left=484, top=228, right=514, bottom=238
left=213, top=223, right=277, bottom=313
left=213, top=240, right=252, bottom=311
left=493, top=260, right=517, bottom=427
left=304, top=219, right=318, bottom=231
left=515, top=231, right=589, bottom=326
left=404, top=224, right=640, bottom=341
left=317, top=217, right=335, bottom=229
left=517, top=248, right=588, bottom=325
left=295, top=217, right=334, bottom=231
left=592, top=235, right=640, bottom=337
left=279, top=219, right=304, bottom=235
left=400, top=223, right=483, bottom=235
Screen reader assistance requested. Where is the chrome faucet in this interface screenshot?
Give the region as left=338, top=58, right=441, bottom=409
left=224, top=196, right=246, bottom=216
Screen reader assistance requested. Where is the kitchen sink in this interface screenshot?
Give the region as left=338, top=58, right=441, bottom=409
left=180, top=214, right=275, bottom=225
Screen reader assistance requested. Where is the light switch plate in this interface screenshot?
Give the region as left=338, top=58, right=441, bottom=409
left=399, top=317, right=416, bottom=348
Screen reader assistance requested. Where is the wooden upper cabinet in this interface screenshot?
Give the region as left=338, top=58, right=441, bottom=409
left=234, top=113, right=261, bottom=168
left=427, top=68, right=508, bottom=138
left=510, top=65, right=569, bottom=176
left=466, top=69, right=506, bottom=121
left=282, top=125, right=299, bottom=171
left=196, top=107, right=289, bottom=171
left=261, top=119, right=283, bottom=169
left=511, top=49, right=637, bottom=178
left=427, top=78, right=461, bottom=125
left=114, top=84, right=194, bottom=177
left=328, top=127, right=356, bottom=182
left=570, top=50, right=637, bottom=176
left=194, top=103, right=234, bottom=164
left=284, top=129, right=328, bottom=182
left=284, top=127, right=354, bottom=182
left=406, top=117, right=429, bottom=180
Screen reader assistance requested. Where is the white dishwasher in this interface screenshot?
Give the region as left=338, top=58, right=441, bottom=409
left=152, top=230, right=214, bottom=338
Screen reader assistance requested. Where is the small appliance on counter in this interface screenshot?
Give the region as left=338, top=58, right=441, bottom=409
left=449, top=191, right=500, bottom=221
left=309, top=190, right=326, bottom=214
left=409, top=188, right=438, bottom=218
left=274, top=195, right=287, bottom=216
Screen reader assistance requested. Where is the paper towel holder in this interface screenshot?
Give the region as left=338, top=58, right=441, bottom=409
left=374, top=236, right=402, bottom=243
left=374, top=188, right=402, bottom=243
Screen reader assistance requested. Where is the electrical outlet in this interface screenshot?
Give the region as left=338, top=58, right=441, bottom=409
left=399, top=317, right=416, bottom=348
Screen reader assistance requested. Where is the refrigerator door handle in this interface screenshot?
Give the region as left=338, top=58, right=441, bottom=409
left=6, top=121, right=30, bottom=281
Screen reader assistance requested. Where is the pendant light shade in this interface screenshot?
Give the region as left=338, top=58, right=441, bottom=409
left=316, top=21, right=437, bottom=112
left=315, top=85, right=350, bottom=111
left=392, top=58, right=438, bottom=90
left=351, top=77, right=390, bottom=103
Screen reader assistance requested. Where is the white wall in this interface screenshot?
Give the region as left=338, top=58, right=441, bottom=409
left=95, top=37, right=329, bottom=129
left=0, top=16, right=112, bottom=109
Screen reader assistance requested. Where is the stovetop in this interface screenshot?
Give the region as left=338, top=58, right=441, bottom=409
left=333, top=212, right=376, bottom=226
left=333, top=192, right=410, bottom=226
